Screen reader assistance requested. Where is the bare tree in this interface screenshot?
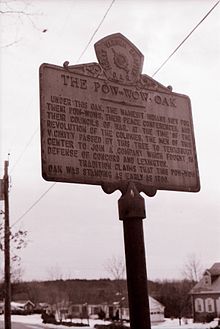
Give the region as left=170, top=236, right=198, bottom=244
left=0, top=0, right=45, bottom=48
left=182, top=254, right=204, bottom=282
left=0, top=223, right=28, bottom=282
left=47, top=264, right=64, bottom=281
left=104, top=255, right=126, bottom=280
left=10, top=263, right=25, bottom=283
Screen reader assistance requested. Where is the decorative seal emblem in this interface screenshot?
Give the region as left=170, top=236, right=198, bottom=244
left=94, top=33, right=144, bottom=85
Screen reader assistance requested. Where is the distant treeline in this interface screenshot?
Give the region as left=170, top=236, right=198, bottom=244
left=0, top=278, right=194, bottom=318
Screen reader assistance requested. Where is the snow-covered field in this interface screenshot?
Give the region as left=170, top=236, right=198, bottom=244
left=0, top=314, right=219, bottom=329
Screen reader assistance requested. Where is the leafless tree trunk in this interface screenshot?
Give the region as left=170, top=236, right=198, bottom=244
left=182, top=254, right=204, bottom=282
left=104, top=255, right=126, bottom=280
left=47, top=264, right=64, bottom=281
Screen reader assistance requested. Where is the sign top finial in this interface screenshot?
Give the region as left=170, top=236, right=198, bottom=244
left=94, top=33, right=144, bottom=85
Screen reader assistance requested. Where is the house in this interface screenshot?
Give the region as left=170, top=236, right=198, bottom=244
left=65, top=303, right=88, bottom=319
left=11, top=300, right=35, bottom=314
left=59, top=296, right=164, bottom=323
left=0, top=300, right=35, bottom=315
left=109, top=296, right=165, bottom=323
left=34, top=302, right=49, bottom=313
left=189, top=262, right=220, bottom=322
left=149, top=296, right=165, bottom=323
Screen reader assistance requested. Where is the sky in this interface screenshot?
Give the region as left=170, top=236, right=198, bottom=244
left=0, top=0, right=220, bottom=282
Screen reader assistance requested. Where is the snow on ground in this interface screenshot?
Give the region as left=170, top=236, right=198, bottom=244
left=0, top=314, right=219, bottom=329
left=151, top=318, right=219, bottom=329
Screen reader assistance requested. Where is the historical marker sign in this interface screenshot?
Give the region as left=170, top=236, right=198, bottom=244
left=39, top=33, right=200, bottom=194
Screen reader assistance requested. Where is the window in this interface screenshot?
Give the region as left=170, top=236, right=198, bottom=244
left=71, top=306, right=80, bottom=312
left=204, top=275, right=210, bottom=285
left=205, top=298, right=214, bottom=313
left=195, top=298, right=204, bottom=312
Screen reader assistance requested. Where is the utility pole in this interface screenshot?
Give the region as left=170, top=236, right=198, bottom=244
left=3, top=160, right=11, bottom=329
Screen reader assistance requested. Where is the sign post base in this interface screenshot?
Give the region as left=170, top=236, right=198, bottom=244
left=118, top=182, right=151, bottom=329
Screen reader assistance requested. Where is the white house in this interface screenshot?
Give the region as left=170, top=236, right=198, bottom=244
left=12, top=300, right=35, bottom=314
left=63, top=295, right=165, bottom=323
left=149, top=296, right=165, bottom=323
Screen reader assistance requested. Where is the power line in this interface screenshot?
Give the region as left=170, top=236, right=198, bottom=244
left=152, top=0, right=220, bottom=77
left=10, top=1, right=116, bottom=227
left=76, top=0, right=115, bottom=63
left=11, top=0, right=218, bottom=227
left=5, top=4, right=75, bottom=174
left=7, top=1, right=116, bottom=175
left=11, top=182, right=57, bottom=228
left=9, top=127, right=39, bottom=174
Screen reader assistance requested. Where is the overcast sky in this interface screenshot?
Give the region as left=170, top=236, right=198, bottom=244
left=0, top=0, right=220, bottom=282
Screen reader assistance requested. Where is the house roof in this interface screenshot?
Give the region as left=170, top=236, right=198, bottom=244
left=13, top=300, right=35, bottom=307
left=149, top=296, right=164, bottom=311
left=190, top=262, right=220, bottom=294
left=208, top=263, right=220, bottom=276
left=0, top=300, right=35, bottom=308
left=11, top=302, right=25, bottom=309
left=211, top=276, right=220, bottom=291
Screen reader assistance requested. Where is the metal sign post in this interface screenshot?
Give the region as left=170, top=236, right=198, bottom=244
left=118, top=182, right=151, bottom=329
left=39, top=33, right=200, bottom=329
